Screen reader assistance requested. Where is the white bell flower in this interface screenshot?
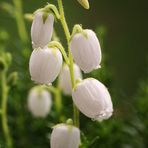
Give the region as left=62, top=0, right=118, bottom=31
left=72, top=78, right=113, bottom=121
left=70, top=29, right=102, bottom=73
left=28, top=86, right=52, bottom=118
left=31, top=11, right=54, bottom=48
left=29, top=47, right=63, bottom=84
left=59, top=64, right=82, bottom=95
left=50, top=124, right=80, bottom=148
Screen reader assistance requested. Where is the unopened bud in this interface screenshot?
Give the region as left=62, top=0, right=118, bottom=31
left=77, top=0, right=90, bottom=9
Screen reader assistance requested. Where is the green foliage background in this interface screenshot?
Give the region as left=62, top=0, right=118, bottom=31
left=0, top=0, right=148, bottom=147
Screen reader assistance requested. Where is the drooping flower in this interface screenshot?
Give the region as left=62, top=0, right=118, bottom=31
left=50, top=124, right=80, bottom=148
left=29, top=46, right=63, bottom=84
left=31, top=11, right=54, bottom=48
left=72, top=78, right=113, bottom=121
left=59, top=63, right=82, bottom=95
left=70, top=29, right=102, bottom=73
left=28, top=86, right=52, bottom=118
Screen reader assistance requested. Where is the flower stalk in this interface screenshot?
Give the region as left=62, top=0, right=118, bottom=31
left=48, top=41, right=69, bottom=65
left=57, top=0, right=79, bottom=128
left=44, top=84, right=63, bottom=120
left=1, top=71, right=13, bottom=148
left=44, top=4, right=60, bottom=19
left=55, top=81, right=62, bottom=115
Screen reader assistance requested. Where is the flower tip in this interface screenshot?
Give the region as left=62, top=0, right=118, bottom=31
left=95, top=65, right=101, bottom=70
left=84, top=3, right=90, bottom=9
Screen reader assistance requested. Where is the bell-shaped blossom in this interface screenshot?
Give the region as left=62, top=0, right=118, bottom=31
left=31, top=11, right=54, bottom=48
left=72, top=78, right=113, bottom=121
left=50, top=124, right=80, bottom=148
left=59, top=64, right=82, bottom=95
left=28, top=86, right=52, bottom=118
left=70, top=29, right=102, bottom=73
left=29, top=47, right=62, bottom=84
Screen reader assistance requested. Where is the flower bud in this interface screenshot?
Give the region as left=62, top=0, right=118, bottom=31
left=59, top=64, right=82, bottom=95
left=70, top=29, right=102, bottom=73
left=72, top=78, right=113, bottom=121
left=50, top=124, right=80, bottom=148
left=29, top=47, right=63, bottom=84
left=77, top=0, right=90, bottom=9
left=28, top=86, right=52, bottom=118
left=31, top=11, right=54, bottom=48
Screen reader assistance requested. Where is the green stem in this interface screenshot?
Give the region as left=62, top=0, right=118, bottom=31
left=45, top=4, right=60, bottom=19
left=45, top=84, right=63, bottom=121
left=57, top=0, right=70, bottom=42
left=55, top=82, right=62, bottom=114
left=1, top=72, right=13, bottom=148
left=45, top=85, right=57, bottom=94
left=13, top=0, right=28, bottom=44
left=48, top=41, right=69, bottom=65
left=45, top=85, right=62, bottom=113
left=57, top=0, right=79, bottom=128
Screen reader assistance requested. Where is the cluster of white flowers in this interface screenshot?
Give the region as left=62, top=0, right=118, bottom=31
left=70, top=28, right=113, bottom=121
left=28, top=1, right=113, bottom=147
left=29, top=11, right=62, bottom=85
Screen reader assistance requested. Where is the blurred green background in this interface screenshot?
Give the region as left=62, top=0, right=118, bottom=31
left=0, top=0, right=148, bottom=148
